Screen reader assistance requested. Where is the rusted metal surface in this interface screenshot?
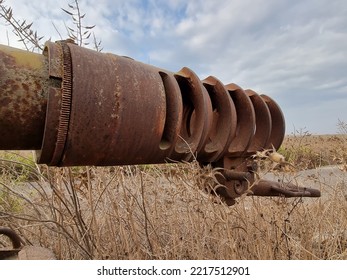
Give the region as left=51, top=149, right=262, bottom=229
left=0, top=42, right=321, bottom=205
left=0, top=45, right=50, bottom=149
left=61, top=44, right=168, bottom=165
left=260, top=94, right=286, bottom=150
left=250, top=179, right=321, bottom=197
left=36, top=42, right=63, bottom=164
left=199, top=76, right=236, bottom=162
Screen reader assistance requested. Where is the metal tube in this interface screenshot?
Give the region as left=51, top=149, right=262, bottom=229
left=0, top=42, right=286, bottom=166
left=0, top=45, right=50, bottom=149
left=2, top=41, right=316, bottom=204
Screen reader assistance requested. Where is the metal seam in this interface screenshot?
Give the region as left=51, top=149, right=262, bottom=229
left=50, top=42, right=73, bottom=165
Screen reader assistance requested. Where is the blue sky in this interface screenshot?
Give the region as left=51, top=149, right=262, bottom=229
left=1, top=0, right=346, bottom=134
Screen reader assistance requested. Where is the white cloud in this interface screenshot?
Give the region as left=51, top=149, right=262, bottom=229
left=0, top=0, right=346, bottom=134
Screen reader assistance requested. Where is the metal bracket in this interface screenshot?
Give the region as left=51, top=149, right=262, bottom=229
left=250, top=179, right=321, bottom=197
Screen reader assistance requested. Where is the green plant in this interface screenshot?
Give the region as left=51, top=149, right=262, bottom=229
left=0, top=187, right=23, bottom=213
left=61, top=0, right=102, bottom=50
left=0, top=0, right=44, bottom=51
left=0, top=0, right=102, bottom=52
left=0, top=151, right=40, bottom=182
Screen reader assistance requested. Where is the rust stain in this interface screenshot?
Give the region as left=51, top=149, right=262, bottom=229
left=0, top=45, right=49, bottom=149
left=1, top=42, right=318, bottom=205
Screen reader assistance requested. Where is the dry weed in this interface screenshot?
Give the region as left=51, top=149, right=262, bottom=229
left=1, top=136, right=346, bottom=260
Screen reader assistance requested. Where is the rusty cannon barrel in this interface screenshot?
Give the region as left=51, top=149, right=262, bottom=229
left=0, top=41, right=320, bottom=205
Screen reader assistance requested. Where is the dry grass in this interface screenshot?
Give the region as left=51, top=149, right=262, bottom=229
left=280, top=125, right=347, bottom=170
left=1, top=130, right=347, bottom=260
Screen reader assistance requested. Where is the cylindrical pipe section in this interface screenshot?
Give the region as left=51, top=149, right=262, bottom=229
left=0, top=45, right=49, bottom=149
left=61, top=44, right=168, bottom=165
left=0, top=42, right=285, bottom=168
